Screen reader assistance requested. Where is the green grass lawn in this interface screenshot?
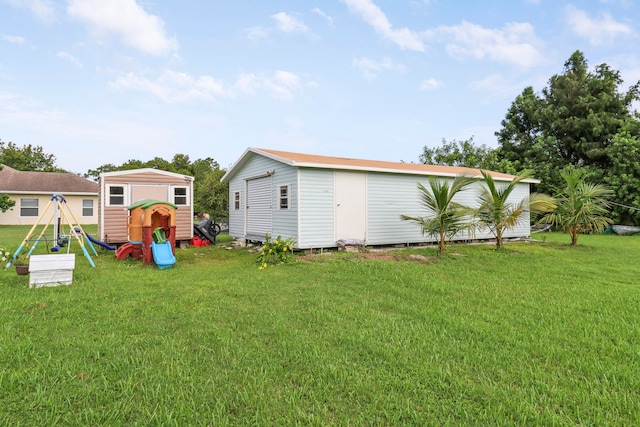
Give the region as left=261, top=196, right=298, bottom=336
left=1, top=226, right=639, bottom=426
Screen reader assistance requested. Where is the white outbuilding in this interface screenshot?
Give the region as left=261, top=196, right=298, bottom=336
left=221, top=148, right=539, bottom=249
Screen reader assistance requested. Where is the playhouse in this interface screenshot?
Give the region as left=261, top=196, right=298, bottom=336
left=114, top=199, right=177, bottom=269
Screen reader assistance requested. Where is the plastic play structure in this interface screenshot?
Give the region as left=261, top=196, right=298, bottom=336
left=4, top=193, right=112, bottom=270
left=114, top=199, right=177, bottom=269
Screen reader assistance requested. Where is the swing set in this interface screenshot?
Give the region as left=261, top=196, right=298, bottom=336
left=4, top=193, right=97, bottom=269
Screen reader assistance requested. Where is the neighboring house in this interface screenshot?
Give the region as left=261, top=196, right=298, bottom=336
left=98, top=169, right=194, bottom=246
left=0, top=165, right=98, bottom=226
left=221, top=148, right=539, bottom=249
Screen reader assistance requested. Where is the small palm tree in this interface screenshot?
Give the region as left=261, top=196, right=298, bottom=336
left=540, top=168, right=612, bottom=246
left=475, top=170, right=556, bottom=249
left=401, top=175, right=476, bottom=254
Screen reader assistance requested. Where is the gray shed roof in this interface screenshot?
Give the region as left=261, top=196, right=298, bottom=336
left=0, top=165, right=98, bottom=195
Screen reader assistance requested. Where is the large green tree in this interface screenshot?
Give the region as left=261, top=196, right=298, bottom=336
left=0, top=140, right=61, bottom=171
left=401, top=175, right=476, bottom=254
left=496, top=50, right=640, bottom=200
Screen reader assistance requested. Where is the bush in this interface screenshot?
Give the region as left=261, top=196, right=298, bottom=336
left=257, top=234, right=295, bottom=269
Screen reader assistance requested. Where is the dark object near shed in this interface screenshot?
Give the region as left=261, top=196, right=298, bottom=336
left=194, top=219, right=221, bottom=244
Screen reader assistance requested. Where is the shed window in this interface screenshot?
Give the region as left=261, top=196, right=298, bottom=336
left=279, top=185, right=290, bottom=210
left=234, top=191, right=240, bottom=210
left=173, top=187, right=188, bottom=206
left=108, top=186, right=125, bottom=206
left=82, top=199, right=94, bottom=217
left=20, top=198, right=38, bottom=217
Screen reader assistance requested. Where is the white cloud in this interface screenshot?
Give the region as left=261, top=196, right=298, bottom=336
left=110, top=69, right=303, bottom=103
left=353, top=57, right=405, bottom=79
left=420, top=78, right=442, bottom=90
left=341, top=0, right=425, bottom=52
left=66, top=0, right=178, bottom=55
left=247, top=26, right=269, bottom=40
left=565, top=5, right=633, bottom=46
left=4, top=0, right=54, bottom=22
left=271, top=12, right=309, bottom=34
left=429, top=21, right=544, bottom=69
left=311, top=7, right=334, bottom=26
left=57, top=51, right=82, bottom=68
left=1, top=34, right=26, bottom=44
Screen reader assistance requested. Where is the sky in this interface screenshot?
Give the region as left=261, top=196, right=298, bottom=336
left=1, top=0, right=639, bottom=176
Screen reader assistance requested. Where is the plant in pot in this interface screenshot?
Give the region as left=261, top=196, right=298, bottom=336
left=13, top=253, right=30, bottom=275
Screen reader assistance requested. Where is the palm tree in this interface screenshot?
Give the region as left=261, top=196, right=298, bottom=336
left=540, top=168, right=612, bottom=246
left=401, top=175, right=476, bottom=254
left=475, top=170, right=556, bottom=249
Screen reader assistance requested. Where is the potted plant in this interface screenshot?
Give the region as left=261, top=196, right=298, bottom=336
left=13, top=253, right=30, bottom=275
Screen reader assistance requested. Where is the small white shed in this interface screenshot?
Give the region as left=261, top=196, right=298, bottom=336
left=221, top=148, right=539, bottom=249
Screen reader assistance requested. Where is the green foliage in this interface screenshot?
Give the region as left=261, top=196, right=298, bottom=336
left=475, top=170, right=556, bottom=249
left=0, top=193, right=16, bottom=213
left=256, top=234, right=295, bottom=269
left=604, top=123, right=640, bottom=224
left=419, top=136, right=513, bottom=172
left=0, top=140, right=61, bottom=171
left=495, top=50, right=640, bottom=216
left=541, top=168, right=613, bottom=246
left=401, top=175, right=475, bottom=254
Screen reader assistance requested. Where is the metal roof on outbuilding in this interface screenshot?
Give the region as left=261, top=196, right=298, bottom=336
left=221, top=148, right=540, bottom=184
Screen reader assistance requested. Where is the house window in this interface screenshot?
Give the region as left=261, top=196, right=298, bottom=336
left=279, top=185, right=290, bottom=210
left=108, top=186, right=125, bottom=206
left=20, top=198, right=38, bottom=217
left=173, top=187, right=188, bottom=206
left=82, top=199, right=94, bottom=217
left=234, top=191, right=240, bottom=210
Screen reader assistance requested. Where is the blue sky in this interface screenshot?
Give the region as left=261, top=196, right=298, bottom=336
left=1, top=0, right=638, bottom=175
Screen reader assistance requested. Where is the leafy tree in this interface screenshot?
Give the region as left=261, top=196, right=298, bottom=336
left=603, top=119, right=640, bottom=224
left=0, top=193, right=15, bottom=213
left=419, top=137, right=513, bottom=172
left=475, top=170, right=556, bottom=249
left=401, top=175, right=476, bottom=254
left=496, top=50, right=640, bottom=197
left=541, top=168, right=613, bottom=246
left=0, top=140, right=61, bottom=171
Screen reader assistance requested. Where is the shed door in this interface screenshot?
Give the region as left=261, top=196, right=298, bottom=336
left=335, top=171, right=366, bottom=241
left=246, top=176, right=272, bottom=240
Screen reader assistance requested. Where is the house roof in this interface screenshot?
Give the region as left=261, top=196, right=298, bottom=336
left=0, top=164, right=98, bottom=195
left=221, top=147, right=539, bottom=183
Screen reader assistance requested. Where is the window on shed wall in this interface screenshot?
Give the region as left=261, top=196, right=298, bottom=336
left=173, top=186, right=189, bottom=206
left=107, top=185, right=125, bottom=206
left=82, top=199, right=94, bottom=216
left=234, top=191, right=240, bottom=210
left=278, top=185, right=290, bottom=210
left=20, top=198, right=38, bottom=217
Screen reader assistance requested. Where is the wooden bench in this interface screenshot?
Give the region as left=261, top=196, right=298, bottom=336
left=29, top=254, right=76, bottom=288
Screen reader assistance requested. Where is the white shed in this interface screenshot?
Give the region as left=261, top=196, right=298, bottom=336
left=221, top=148, right=539, bottom=249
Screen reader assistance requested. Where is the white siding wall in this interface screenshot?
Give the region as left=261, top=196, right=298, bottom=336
left=298, top=169, right=335, bottom=248
left=367, top=173, right=533, bottom=246
left=227, top=154, right=298, bottom=243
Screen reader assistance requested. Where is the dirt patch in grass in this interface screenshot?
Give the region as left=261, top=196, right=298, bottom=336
left=298, top=251, right=438, bottom=265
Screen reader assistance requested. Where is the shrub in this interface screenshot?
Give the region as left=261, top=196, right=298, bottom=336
left=257, top=234, right=295, bottom=269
